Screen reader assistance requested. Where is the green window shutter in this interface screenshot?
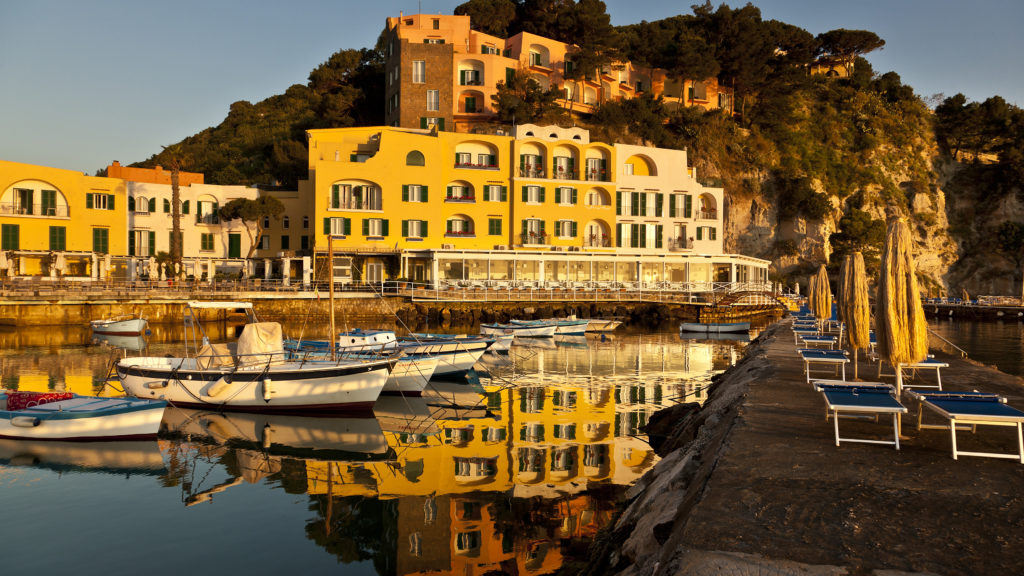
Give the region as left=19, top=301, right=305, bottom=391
left=163, top=199, right=170, bottom=213
left=447, top=220, right=453, bottom=234
left=539, top=188, right=545, bottom=203
left=669, top=195, right=676, bottom=217
left=420, top=117, right=427, bottom=129
left=323, top=218, right=330, bottom=234
left=501, top=186, right=507, bottom=201
left=684, top=195, right=692, bottom=218
left=128, top=231, right=136, bottom=256
left=615, top=223, right=622, bottom=248
left=656, top=225, right=663, bottom=248
left=460, top=70, right=467, bottom=84
left=149, top=198, right=156, bottom=212
left=465, top=96, right=475, bottom=112
left=630, top=192, right=638, bottom=216
left=571, top=188, right=578, bottom=204
left=640, top=193, right=647, bottom=216
left=522, top=220, right=528, bottom=240
left=522, top=186, right=528, bottom=202
left=402, top=220, right=409, bottom=237
left=555, top=188, right=561, bottom=204
left=519, top=155, right=525, bottom=172
left=108, top=194, right=115, bottom=210
left=615, top=191, right=621, bottom=215
left=571, top=221, right=578, bottom=237
left=212, top=202, right=219, bottom=223
left=438, top=118, right=444, bottom=131
left=421, top=221, right=428, bottom=236
left=655, top=194, right=663, bottom=217
left=382, top=219, right=389, bottom=236
left=711, top=227, right=717, bottom=241
left=696, top=227, right=703, bottom=241
left=86, top=193, right=93, bottom=209
left=183, top=200, right=190, bottom=215
left=362, top=218, right=369, bottom=236
left=421, top=186, right=428, bottom=202
left=147, top=230, right=155, bottom=254
left=483, top=186, right=490, bottom=202
left=343, top=218, right=351, bottom=235
left=128, top=196, right=135, bottom=212
left=41, top=189, right=54, bottom=214
left=332, top=184, right=340, bottom=207
left=539, top=220, right=545, bottom=236
left=402, top=185, right=409, bottom=202
left=447, top=185, right=454, bottom=198
left=506, top=67, right=515, bottom=85
left=195, top=207, right=201, bottom=223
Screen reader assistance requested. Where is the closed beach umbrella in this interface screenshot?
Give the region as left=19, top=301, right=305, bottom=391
left=841, top=252, right=871, bottom=379
left=812, top=265, right=831, bottom=327
left=837, top=256, right=850, bottom=325
left=55, top=252, right=66, bottom=276
left=0, top=251, right=7, bottom=275
left=876, top=219, right=928, bottom=398
left=807, top=275, right=816, bottom=316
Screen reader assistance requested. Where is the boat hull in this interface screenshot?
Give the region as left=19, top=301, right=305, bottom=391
left=510, top=319, right=589, bottom=335
left=90, top=318, right=148, bottom=336
left=382, top=356, right=438, bottom=395
left=0, top=395, right=166, bottom=441
left=116, top=356, right=390, bottom=413
left=585, top=319, right=622, bottom=333
left=400, top=341, right=488, bottom=376
left=679, top=322, right=751, bottom=333
left=480, top=323, right=557, bottom=337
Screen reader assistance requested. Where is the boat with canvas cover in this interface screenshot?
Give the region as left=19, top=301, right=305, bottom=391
left=116, top=302, right=393, bottom=413
left=584, top=319, right=623, bottom=333
left=479, top=322, right=557, bottom=338
left=510, top=317, right=589, bottom=335
left=90, top=313, right=148, bottom=336
left=0, top=391, right=166, bottom=441
left=679, top=321, right=751, bottom=333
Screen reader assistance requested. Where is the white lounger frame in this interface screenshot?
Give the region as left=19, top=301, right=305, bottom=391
left=815, top=383, right=906, bottom=450
left=910, top=391, right=1024, bottom=463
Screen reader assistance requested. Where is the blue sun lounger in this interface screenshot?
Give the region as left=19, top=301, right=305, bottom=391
left=814, top=383, right=906, bottom=450
left=908, top=391, right=1024, bottom=463
left=799, top=349, right=849, bottom=382
left=800, top=334, right=837, bottom=349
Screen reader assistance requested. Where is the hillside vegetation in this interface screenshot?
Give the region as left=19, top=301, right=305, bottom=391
left=125, top=0, right=1024, bottom=294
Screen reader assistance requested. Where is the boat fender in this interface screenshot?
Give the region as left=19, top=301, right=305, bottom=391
left=145, top=381, right=169, bottom=390
left=11, top=416, right=41, bottom=428
left=206, top=376, right=232, bottom=398
left=261, top=423, right=272, bottom=449
left=262, top=378, right=273, bottom=402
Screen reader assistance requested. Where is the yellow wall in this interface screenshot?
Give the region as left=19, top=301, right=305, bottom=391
left=0, top=160, right=127, bottom=254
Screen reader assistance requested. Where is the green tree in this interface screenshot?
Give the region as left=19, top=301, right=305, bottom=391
left=829, top=209, right=887, bottom=270
left=492, top=70, right=566, bottom=124
left=816, top=28, right=886, bottom=76
left=455, top=0, right=517, bottom=37
left=219, top=196, right=286, bottom=259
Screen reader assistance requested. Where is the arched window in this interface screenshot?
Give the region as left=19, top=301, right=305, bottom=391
left=406, top=150, right=425, bottom=166
left=163, top=199, right=171, bottom=213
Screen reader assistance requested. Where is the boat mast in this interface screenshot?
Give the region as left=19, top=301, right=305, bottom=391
left=328, top=235, right=336, bottom=361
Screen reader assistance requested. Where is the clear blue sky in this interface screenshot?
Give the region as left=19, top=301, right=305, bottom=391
left=2, top=0, right=1021, bottom=175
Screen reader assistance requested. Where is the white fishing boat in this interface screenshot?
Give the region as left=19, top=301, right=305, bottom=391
left=286, top=335, right=438, bottom=396
left=679, top=321, right=751, bottom=333
left=90, top=314, right=148, bottom=336
left=116, top=302, right=393, bottom=412
left=510, top=317, right=589, bottom=335
left=0, top=391, right=166, bottom=441
left=585, top=319, right=623, bottom=333
left=479, top=322, right=557, bottom=338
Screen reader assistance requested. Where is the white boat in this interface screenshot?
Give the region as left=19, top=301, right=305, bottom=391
left=510, top=318, right=589, bottom=335
left=116, top=302, right=393, bottom=413
left=286, top=335, right=437, bottom=396
left=479, top=322, right=557, bottom=338
left=585, top=319, right=623, bottom=333
left=0, top=391, right=166, bottom=441
left=679, top=321, right=751, bottom=333
left=90, top=314, right=148, bottom=336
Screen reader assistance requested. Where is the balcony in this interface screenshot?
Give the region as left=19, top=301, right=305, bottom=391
left=454, top=161, right=498, bottom=170
left=584, top=168, right=610, bottom=182
left=520, top=232, right=549, bottom=246
left=518, top=167, right=546, bottom=179
left=445, top=194, right=476, bottom=203
left=196, top=214, right=221, bottom=225
left=329, top=200, right=381, bottom=211
left=445, top=230, right=476, bottom=238
left=584, top=235, right=611, bottom=248
left=551, top=167, right=578, bottom=181
left=668, top=238, right=694, bottom=251
left=697, top=209, right=718, bottom=221
left=460, top=78, right=484, bottom=86
left=0, top=203, right=68, bottom=217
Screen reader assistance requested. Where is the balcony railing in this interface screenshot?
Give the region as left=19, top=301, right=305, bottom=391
left=445, top=194, right=476, bottom=203
left=668, top=238, right=694, bottom=251
left=584, top=235, right=611, bottom=248
left=518, top=167, right=546, bottom=179
left=445, top=230, right=476, bottom=237
left=196, top=214, right=220, bottom=225
left=0, top=203, right=68, bottom=217
left=454, top=162, right=498, bottom=170
left=552, top=167, right=578, bottom=180
left=584, top=169, right=610, bottom=182
left=460, top=79, right=484, bottom=86
left=697, top=210, right=718, bottom=220
left=329, top=200, right=381, bottom=211
left=520, top=233, right=549, bottom=246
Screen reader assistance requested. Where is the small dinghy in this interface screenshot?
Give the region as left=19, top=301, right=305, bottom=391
left=91, top=314, right=148, bottom=336
left=679, top=321, right=751, bottom=333
left=0, top=391, right=166, bottom=441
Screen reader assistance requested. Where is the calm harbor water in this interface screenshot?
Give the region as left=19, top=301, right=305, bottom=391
left=928, top=318, right=1024, bottom=377
left=0, top=320, right=755, bottom=575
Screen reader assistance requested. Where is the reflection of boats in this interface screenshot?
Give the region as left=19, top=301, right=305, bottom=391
left=92, top=333, right=147, bottom=351
left=90, top=314, right=148, bottom=336
left=554, top=335, right=589, bottom=349
left=0, top=391, right=166, bottom=440
left=480, top=322, right=557, bottom=337
left=117, top=302, right=393, bottom=412
left=0, top=438, right=165, bottom=475
left=161, top=406, right=390, bottom=458
left=511, top=318, right=589, bottom=335
left=678, top=331, right=751, bottom=342
left=585, top=319, right=623, bottom=332
left=373, top=395, right=439, bottom=437
left=679, top=321, right=750, bottom=333
left=512, top=336, right=557, bottom=350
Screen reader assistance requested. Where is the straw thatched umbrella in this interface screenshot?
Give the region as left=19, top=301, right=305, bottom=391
left=837, top=256, right=850, bottom=326
left=807, top=274, right=816, bottom=315
left=841, top=252, right=871, bottom=379
left=876, top=219, right=928, bottom=399
left=812, top=265, right=832, bottom=329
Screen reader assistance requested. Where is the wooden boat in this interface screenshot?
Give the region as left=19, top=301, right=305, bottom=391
left=585, top=319, right=623, bottom=333
left=679, top=321, right=751, bottom=333
left=117, top=302, right=393, bottom=413
left=0, top=391, right=166, bottom=441
left=510, top=318, right=589, bottom=335
left=90, top=314, right=148, bottom=336
left=480, top=322, right=557, bottom=338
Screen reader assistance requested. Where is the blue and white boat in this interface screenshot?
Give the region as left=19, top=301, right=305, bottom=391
left=0, top=391, right=166, bottom=441
left=510, top=317, right=590, bottom=335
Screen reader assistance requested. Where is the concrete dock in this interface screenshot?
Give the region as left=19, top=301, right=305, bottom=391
left=598, top=321, right=1024, bottom=576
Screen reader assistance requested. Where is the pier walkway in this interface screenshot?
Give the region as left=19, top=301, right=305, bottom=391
left=612, top=321, right=1024, bottom=576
